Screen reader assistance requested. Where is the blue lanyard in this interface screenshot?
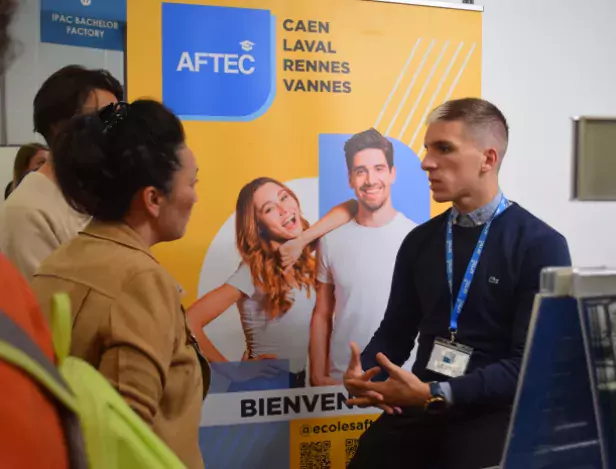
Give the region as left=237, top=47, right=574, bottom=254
left=446, top=196, right=509, bottom=341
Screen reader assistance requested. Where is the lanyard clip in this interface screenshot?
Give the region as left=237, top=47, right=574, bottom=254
left=449, top=328, right=457, bottom=343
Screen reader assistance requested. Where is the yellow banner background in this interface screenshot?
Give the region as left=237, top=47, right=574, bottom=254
left=127, top=0, right=482, bottom=306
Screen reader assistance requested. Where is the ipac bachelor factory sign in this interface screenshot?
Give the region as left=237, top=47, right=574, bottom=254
left=40, top=0, right=126, bottom=51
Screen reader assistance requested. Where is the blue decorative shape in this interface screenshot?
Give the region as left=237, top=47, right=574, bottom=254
left=318, top=133, right=430, bottom=223
left=208, top=360, right=294, bottom=394
left=200, top=421, right=289, bottom=469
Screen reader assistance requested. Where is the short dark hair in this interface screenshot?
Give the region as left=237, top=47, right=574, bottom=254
left=343, top=128, right=394, bottom=172
left=427, top=98, right=509, bottom=158
left=52, top=99, right=185, bottom=222
left=33, top=65, right=124, bottom=144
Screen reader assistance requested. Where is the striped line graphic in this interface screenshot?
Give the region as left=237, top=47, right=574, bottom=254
left=397, top=40, right=450, bottom=140
left=413, top=42, right=477, bottom=160
left=408, top=41, right=464, bottom=149
left=443, top=42, right=476, bottom=103
left=374, top=38, right=421, bottom=128
left=384, top=39, right=435, bottom=137
left=374, top=37, right=476, bottom=165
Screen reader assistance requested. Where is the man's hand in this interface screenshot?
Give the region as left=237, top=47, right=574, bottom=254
left=343, top=342, right=401, bottom=415
left=346, top=351, right=430, bottom=409
left=342, top=342, right=370, bottom=393
left=278, top=235, right=306, bottom=274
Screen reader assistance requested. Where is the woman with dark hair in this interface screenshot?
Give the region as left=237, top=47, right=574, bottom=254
left=188, top=177, right=356, bottom=389
left=31, top=100, right=209, bottom=469
left=4, top=142, right=49, bottom=199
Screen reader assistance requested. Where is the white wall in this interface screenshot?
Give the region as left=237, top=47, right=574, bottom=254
left=481, top=0, right=616, bottom=267
left=5, top=0, right=124, bottom=145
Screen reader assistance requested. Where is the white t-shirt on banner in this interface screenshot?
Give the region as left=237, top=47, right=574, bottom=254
left=317, top=212, right=418, bottom=381
left=226, top=262, right=316, bottom=374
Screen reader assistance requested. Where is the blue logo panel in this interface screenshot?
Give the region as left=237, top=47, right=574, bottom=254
left=40, top=0, right=126, bottom=51
left=162, top=3, right=276, bottom=121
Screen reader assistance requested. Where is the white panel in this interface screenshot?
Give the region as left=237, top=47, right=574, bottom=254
left=199, top=385, right=379, bottom=427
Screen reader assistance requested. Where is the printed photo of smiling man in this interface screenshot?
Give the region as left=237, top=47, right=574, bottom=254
left=310, top=128, right=418, bottom=387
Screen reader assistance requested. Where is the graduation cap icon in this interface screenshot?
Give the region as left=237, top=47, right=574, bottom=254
left=240, top=40, right=255, bottom=52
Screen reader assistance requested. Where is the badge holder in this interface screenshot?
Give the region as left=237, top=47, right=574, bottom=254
left=427, top=335, right=473, bottom=379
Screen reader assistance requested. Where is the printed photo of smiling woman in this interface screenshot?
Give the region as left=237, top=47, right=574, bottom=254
left=187, top=176, right=356, bottom=390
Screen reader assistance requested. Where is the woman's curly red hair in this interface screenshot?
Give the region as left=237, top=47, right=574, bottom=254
left=235, top=177, right=315, bottom=319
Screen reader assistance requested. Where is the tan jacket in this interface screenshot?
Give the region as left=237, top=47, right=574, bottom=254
left=31, top=221, right=210, bottom=469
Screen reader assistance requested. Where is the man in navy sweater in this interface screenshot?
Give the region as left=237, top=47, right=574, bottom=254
left=344, top=98, right=572, bottom=469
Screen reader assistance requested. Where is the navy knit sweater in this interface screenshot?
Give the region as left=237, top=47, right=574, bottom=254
left=361, top=203, right=572, bottom=409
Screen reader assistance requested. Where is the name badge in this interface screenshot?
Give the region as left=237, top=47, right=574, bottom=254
left=426, top=337, right=473, bottom=378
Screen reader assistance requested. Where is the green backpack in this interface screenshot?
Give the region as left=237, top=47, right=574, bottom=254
left=0, top=292, right=187, bottom=469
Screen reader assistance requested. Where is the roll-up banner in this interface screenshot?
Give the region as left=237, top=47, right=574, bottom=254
left=127, top=1, right=482, bottom=467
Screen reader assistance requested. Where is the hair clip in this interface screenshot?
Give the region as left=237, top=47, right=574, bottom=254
left=101, top=101, right=129, bottom=134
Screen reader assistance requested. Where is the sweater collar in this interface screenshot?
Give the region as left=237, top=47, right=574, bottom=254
left=452, top=189, right=503, bottom=227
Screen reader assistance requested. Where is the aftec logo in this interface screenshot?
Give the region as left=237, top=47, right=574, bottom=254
left=162, top=3, right=275, bottom=121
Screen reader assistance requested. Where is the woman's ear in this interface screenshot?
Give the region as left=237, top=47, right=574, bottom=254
left=141, top=186, right=163, bottom=218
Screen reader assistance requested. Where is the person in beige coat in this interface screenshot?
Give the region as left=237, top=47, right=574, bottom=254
left=0, top=65, right=123, bottom=280
left=31, top=99, right=209, bottom=469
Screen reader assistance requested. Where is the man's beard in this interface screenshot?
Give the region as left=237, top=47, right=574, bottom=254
left=358, top=197, right=386, bottom=212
